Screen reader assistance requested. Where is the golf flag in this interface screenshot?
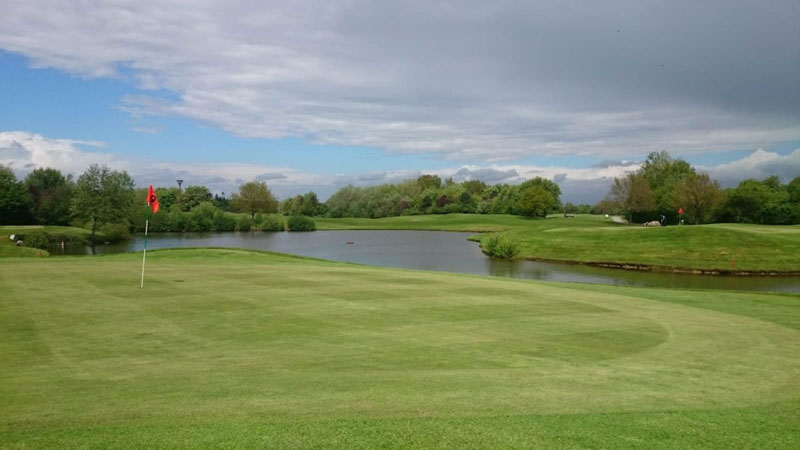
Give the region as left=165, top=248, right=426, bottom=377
left=147, top=185, right=159, bottom=214
left=678, top=207, right=684, bottom=215
left=141, top=185, right=158, bottom=288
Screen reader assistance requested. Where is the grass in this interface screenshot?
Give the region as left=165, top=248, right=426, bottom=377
left=0, top=225, right=99, bottom=257
left=1, top=248, right=799, bottom=448
left=316, top=214, right=800, bottom=272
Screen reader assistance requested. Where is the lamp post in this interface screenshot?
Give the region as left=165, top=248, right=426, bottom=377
left=177, top=179, right=184, bottom=208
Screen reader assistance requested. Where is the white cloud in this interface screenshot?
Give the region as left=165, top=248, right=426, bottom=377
left=0, top=1, right=797, bottom=160
left=703, top=149, right=800, bottom=187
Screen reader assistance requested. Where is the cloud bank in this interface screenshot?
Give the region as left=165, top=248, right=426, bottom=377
left=1, top=0, right=798, bottom=160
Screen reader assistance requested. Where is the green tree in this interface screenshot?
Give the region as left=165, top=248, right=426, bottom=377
left=416, top=174, right=442, bottom=191
left=675, top=171, right=724, bottom=224
left=180, top=185, right=213, bottom=211
left=640, top=151, right=694, bottom=219
left=724, top=179, right=784, bottom=223
left=71, top=164, right=135, bottom=241
left=515, top=185, right=556, bottom=218
left=230, top=181, right=278, bottom=220
left=25, top=167, right=73, bottom=225
left=517, top=177, right=562, bottom=209
left=787, top=176, right=800, bottom=203
left=0, top=164, right=33, bottom=225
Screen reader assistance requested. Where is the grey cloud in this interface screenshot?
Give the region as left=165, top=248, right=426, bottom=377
left=0, top=1, right=797, bottom=160
left=255, top=172, right=288, bottom=181
left=553, top=173, right=567, bottom=183
left=591, top=160, right=640, bottom=169
left=452, top=167, right=520, bottom=184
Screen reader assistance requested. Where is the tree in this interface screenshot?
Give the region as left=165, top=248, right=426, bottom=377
left=675, top=171, right=724, bottom=224
left=230, top=181, right=277, bottom=220
left=25, top=167, right=73, bottom=225
left=640, top=151, right=694, bottom=219
left=71, top=164, right=135, bottom=241
left=300, top=192, right=323, bottom=216
left=787, top=176, right=800, bottom=203
left=515, top=185, right=555, bottom=218
left=416, top=174, right=442, bottom=191
left=724, top=179, right=783, bottom=223
left=517, top=177, right=562, bottom=206
left=181, top=185, right=213, bottom=211
left=0, top=164, right=33, bottom=225
left=609, top=173, right=656, bottom=223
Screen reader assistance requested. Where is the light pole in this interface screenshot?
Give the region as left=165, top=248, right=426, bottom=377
left=177, top=179, right=184, bottom=208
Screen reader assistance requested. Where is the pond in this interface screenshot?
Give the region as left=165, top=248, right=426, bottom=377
left=51, top=230, right=800, bottom=293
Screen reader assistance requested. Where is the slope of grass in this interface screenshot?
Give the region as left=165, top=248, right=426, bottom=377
left=317, top=214, right=800, bottom=272
left=1, top=248, right=799, bottom=448
left=0, top=225, right=100, bottom=257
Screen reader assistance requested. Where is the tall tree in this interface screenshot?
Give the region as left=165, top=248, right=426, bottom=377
left=0, top=164, right=33, bottom=225
left=609, top=173, right=656, bottom=223
left=72, top=164, right=135, bottom=241
left=788, top=176, right=800, bottom=204
left=25, top=167, right=73, bottom=225
left=230, top=181, right=277, bottom=220
left=180, top=185, right=213, bottom=211
left=640, top=151, right=694, bottom=217
left=675, top=171, right=724, bottom=224
left=515, top=185, right=555, bottom=218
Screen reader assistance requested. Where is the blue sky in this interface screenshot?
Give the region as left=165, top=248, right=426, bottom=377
left=1, top=1, right=798, bottom=202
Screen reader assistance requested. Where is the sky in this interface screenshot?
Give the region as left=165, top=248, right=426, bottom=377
left=1, top=0, right=799, bottom=203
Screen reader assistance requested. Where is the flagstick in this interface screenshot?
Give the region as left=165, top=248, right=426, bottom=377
left=140, top=213, right=149, bottom=288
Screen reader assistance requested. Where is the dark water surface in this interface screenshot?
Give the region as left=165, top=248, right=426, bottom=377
left=53, top=230, right=800, bottom=293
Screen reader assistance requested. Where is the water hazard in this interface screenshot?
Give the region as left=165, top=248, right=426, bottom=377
left=52, top=230, right=800, bottom=293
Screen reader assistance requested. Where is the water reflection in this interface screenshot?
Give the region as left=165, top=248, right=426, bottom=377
left=49, top=230, right=800, bottom=293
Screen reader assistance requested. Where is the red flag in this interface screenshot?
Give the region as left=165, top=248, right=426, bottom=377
left=678, top=207, right=683, bottom=215
left=147, top=185, right=159, bottom=214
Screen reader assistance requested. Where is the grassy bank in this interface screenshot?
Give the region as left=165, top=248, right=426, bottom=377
left=0, top=225, right=100, bottom=257
left=1, top=248, right=799, bottom=448
left=317, top=214, right=800, bottom=272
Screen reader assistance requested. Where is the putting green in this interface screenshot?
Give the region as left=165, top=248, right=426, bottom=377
left=1, top=249, right=799, bottom=448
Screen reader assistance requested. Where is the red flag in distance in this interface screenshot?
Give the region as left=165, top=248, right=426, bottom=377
left=147, top=185, right=159, bottom=214
left=678, top=207, right=683, bottom=215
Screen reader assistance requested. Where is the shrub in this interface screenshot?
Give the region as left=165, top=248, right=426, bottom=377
left=482, top=235, right=520, bottom=259
left=287, top=215, right=316, bottom=231
left=261, top=214, right=284, bottom=231
left=254, top=212, right=264, bottom=224
left=213, top=211, right=237, bottom=231
left=236, top=216, right=254, bottom=231
left=23, top=231, right=52, bottom=250
left=99, top=223, right=131, bottom=242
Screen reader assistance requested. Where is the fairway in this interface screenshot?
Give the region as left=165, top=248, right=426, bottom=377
left=2, top=249, right=800, bottom=448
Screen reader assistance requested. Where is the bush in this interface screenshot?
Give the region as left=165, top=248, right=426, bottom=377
left=236, top=216, right=254, bottom=231
left=99, top=223, right=131, bottom=242
left=213, top=211, right=237, bottom=231
left=287, top=215, right=316, bottom=231
left=482, top=235, right=520, bottom=259
left=23, top=231, right=52, bottom=250
left=261, top=214, right=285, bottom=231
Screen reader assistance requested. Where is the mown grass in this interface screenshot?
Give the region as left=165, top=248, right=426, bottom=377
left=0, top=225, right=99, bottom=257
left=1, top=248, right=799, bottom=448
left=317, top=214, right=800, bottom=272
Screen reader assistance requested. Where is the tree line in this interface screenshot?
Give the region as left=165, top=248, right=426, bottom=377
left=2, top=152, right=799, bottom=237
left=596, top=151, right=800, bottom=225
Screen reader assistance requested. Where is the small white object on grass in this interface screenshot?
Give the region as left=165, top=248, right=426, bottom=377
left=604, top=214, right=609, bottom=218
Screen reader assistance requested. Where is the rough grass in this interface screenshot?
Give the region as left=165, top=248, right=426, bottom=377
left=316, top=214, right=800, bottom=272
left=1, top=248, right=799, bottom=448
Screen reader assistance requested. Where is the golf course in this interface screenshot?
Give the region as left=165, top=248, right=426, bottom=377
left=2, top=248, right=799, bottom=448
